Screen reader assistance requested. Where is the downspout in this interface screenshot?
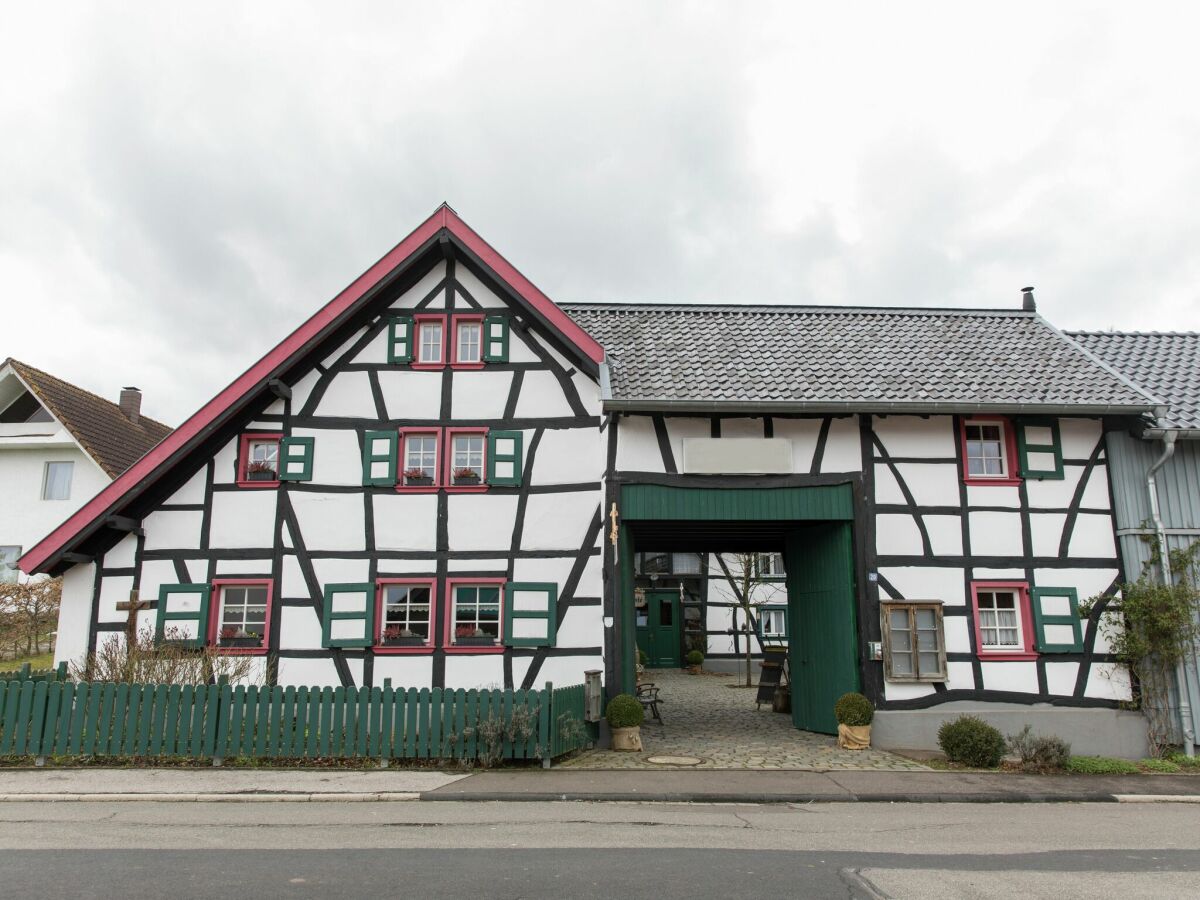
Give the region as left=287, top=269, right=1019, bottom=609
left=1147, top=431, right=1195, bottom=756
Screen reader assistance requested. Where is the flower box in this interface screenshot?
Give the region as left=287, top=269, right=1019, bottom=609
left=404, top=476, right=434, bottom=487
left=219, top=637, right=262, bottom=649
left=453, top=472, right=481, bottom=486
left=382, top=636, right=427, bottom=647
left=246, top=469, right=277, bottom=482
left=454, top=636, right=497, bottom=647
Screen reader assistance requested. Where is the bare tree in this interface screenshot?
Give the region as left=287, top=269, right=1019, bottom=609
left=715, top=553, right=775, bottom=687
left=0, top=577, right=61, bottom=660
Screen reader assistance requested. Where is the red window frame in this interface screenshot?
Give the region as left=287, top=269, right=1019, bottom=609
left=444, top=427, right=489, bottom=493
left=443, top=578, right=506, bottom=654
left=970, top=581, right=1038, bottom=660
left=450, top=314, right=486, bottom=370
left=397, top=427, right=442, bottom=493
left=412, top=314, right=448, bottom=370
left=960, top=417, right=1021, bottom=486
left=208, top=579, right=273, bottom=655
left=375, top=578, right=437, bottom=654
left=236, top=433, right=282, bottom=489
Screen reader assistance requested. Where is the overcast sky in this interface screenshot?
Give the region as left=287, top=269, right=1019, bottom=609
left=2, top=2, right=1197, bottom=423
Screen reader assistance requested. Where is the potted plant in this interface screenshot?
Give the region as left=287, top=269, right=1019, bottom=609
left=606, top=693, right=644, bottom=751
left=402, top=467, right=433, bottom=487
left=834, top=691, right=874, bottom=750
left=685, top=649, right=704, bottom=674
left=381, top=625, right=426, bottom=647
left=455, top=624, right=495, bottom=647
left=246, top=460, right=277, bottom=482
left=219, top=626, right=261, bottom=648
left=452, top=466, right=481, bottom=486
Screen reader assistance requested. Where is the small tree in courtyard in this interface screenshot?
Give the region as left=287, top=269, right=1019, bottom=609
left=715, top=552, right=778, bottom=687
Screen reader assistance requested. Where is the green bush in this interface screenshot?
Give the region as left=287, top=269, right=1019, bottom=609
left=685, top=650, right=704, bottom=666
left=637, top=647, right=648, bottom=667
left=1168, top=753, right=1200, bottom=770
left=1065, top=755, right=1140, bottom=775
left=1139, top=757, right=1181, bottom=773
left=1006, top=725, right=1071, bottom=772
left=937, top=715, right=1005, bottom=768
left=834, top=692, right=874, bottom=726
left=606, top=693, right=644, bottom=729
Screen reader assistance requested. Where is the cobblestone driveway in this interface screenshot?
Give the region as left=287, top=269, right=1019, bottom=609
left=560, top=670, right=926, bottom=770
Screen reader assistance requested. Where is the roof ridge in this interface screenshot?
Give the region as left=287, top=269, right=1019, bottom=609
left=1067, top=329, right=1200, bottom=338
left=6, top=358, right=171, bottom=434
left=561, top=302, right=1034, bottom=316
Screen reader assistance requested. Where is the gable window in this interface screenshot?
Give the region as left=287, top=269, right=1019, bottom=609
left=447, top=429, right=487, bottom=489
left=454, top=317, right=483, bottom=366
left=970, top=582, right=1037, bottom=659
left=42, top=461, right=73, bottom=500
left=448, top=581, right=503, bottom=650
left=210, top=581, right=271, bottom=651
left=881, top=601, right=947, bottom=682
left=0, top=546, right=20, bottom=585
left=415, top=317, right=445, bottom=367
left=238, top=433, right=282, bottom=487
left=756, top=553, right=785, bottom=578
left=399, top=428, right=439, bottom=490
left=759, top=606, right=787, bottom=641
left=961, top=418, right=1020, bottom=485
left=377, top=580, right=434, bottom=651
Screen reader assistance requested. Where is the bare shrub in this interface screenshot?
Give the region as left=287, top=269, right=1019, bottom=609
left=1006, top=725, right=1071, bottom=772
left=71, top=625, right=265, bottom=685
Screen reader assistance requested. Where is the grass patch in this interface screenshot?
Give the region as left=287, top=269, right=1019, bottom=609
left=1065, top=755, right=1140, bottom=775
left=0, top=652, right=55, bottom=672
left=1138, top=758, right=1181, bottom=773
left=1168, top=753, right=1200, bottom=770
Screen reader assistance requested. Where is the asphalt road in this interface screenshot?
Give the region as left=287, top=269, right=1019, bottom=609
left=1, top=800, right=1197, bottom=898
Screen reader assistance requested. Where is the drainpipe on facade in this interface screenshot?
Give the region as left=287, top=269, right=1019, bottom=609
left=1147, top=430, right=1195, bottom=756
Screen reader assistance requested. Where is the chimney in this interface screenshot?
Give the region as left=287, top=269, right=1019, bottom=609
left=1021, top=286, right=1037, bottom=312
left=119, top=387, right=142, bottom=424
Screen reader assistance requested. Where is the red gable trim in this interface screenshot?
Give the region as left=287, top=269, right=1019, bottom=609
left=20, top=204, right=603, bottom=574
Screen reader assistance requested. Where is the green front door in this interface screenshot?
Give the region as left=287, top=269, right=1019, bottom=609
left=635, top=590, right=681, bottom=668
left=786, top=522, right=860, bottom=734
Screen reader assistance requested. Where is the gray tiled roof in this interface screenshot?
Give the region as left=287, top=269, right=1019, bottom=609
left=1067, top=331, right=1200, bottom=431
left=562, top=304, right=1159, bottom=412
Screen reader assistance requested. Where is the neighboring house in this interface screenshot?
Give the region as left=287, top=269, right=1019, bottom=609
left=0, top=359, right=170, bottom=584
left=16, top=206, right=1166, bottom=753
left=1067, top=330, right=1200, bottom=755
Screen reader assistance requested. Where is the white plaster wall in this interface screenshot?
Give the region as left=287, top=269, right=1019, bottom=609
left=664, top=418, right=710, bottom=469
left=925, top=515, right=963, bottom=556
left=1044, top=662, right=1080, bottom=696
left=444, top=654, right=505, bottom=689
left=877, top=567, right=966, bottom=605
left=894, top=463, right=961, bottom=507
left=291, top=492, right=366, bottom=552
left=719, top=418, right=767, bottom=439
left=512, top=654, right=604, bottom=691
left=873, top=465, right=905, bottom=504
left=514, top=371, right=576, bottom=418
left=1067, top=514, right=1118, bottom=558
left=288, top=370, right=322, bottom=415
left=139, top=560, right=182, bottom=605
left=297, top=428, right=362, bottom=486
left=531, top=427, right=602, bottom=485
left=966, top=484, right=1019, bottom=508
left=215, top=558, right=273, bottom=575
left=967, top=511, right=1024, bottom=557
left=0, top=445, right=109, bottom=557
left=96, top=574, right=135, bottom=625
left=211, top=438, right=238, bottom=485
left=875, top=514, right=925, bottom=556
left=165, top=467, right=208, bottom=506
left=872, top=415, right=956, bottom=458
left=454, top=265, right=507, bottom=309
left=615, top=416, right=665, bottom=472
left=373, top=655, right=435, bottom=687
left=450, top=371, right=513, bottom=419
left=821, top=416, right=862, bottom=472
left=1058, top=418, right=1102, bottom=459
left=315, top=371, right=378, bottom=420
left=771, top=418, right=821, bottom=473
left=350, top=328, right=391, bottom=366
left=103, top=533, right=138, bottom=569
left=447, top=494, right=519, bottom=552
left=378, top=371, right=442, bottom=419
left=208, top=490, right=278, bottom=549
left=1025, top=465, right=1085, bottom=509
left=320, top=328, right=368, bottom=371
left=52, top=562, right=95, bottom=667
left=505, top=326, right=542, bottom=365
left=884, top=682, right=937, bottom=701
left=946, top=660, right=976, bottom=690
left=277, top=655, right=342, bottom=687
left=373, top=494, right=438, bottom=551
left=943, top=615, right=972, bottom=654
left=519, top=492, right=597, bottom=552
left=389, top=262, right=446, bottom=310
left=279, top=605, right=323, bottom=649
left=981, top=661, right=1039, bottom=693
left=310, top=557, right=370, bottom=588
left=143, top=509, right=204, bottom=552
left=1029, top=513, right=1068, bottom=556
left=1086, top=662, right=1132, bottom=701
left=557, top=605, right=603, bottom=648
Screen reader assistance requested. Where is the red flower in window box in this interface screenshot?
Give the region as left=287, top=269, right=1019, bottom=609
left=246, top=460, right=277, bottom=481
left=402, top=467, right=433, bottom=487
left=218, top=625, right=261, bottom=648
left=452, top=466, right=481, bottom=486
left=454, top=624, right=495, bottom=646
left=382, top=624, right=424, bottom=646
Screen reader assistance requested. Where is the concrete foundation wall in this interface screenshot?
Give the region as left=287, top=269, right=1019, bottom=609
left=873, top=701, right=1150, bottom=759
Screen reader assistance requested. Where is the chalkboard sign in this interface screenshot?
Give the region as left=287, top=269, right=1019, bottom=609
left=755, top=647, right=789, bottom=709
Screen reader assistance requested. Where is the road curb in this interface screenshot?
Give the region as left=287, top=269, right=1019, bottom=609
left=417, top=790, right=1132, bottom=804
left=0, top=792, right=420, bottom=803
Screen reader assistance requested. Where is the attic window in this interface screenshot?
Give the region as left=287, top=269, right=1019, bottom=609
left=960, top=418, right=1020, bottom=485
left=415, top=316, right=446, bottom=367
left=0, top=392, right=51, bottom=423
left=237, top=433, right=282, bottom=487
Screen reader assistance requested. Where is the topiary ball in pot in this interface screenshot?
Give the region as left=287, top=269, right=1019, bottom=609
left=685, top=649, right=704, bottom=672
left=938, top=714, right=1006, bottom=768
left=606, top=693, right=644, bottom=751
left=834, top=692, right=874, bottom=750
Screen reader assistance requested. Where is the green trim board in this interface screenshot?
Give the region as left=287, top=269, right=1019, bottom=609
left=1015, top=418, right=1064, bottom=480
left=487, top=431, right=523, bottom=486
left=362, top=431, right=398, bottom=486
left=387, top=316, right=414, bottom=364
left=279, top=436, right=314, bottom=482
left=1030, top=587, right=1084, bottom=652
left=482, top=314, right=509, bottom=362
left=156, top=584, right=211, bottom=648
left=503, top=582, right=557, bottom=647
left=321, top=583, right=375, bottom=648
left=620, top=483, right=854, bottom=521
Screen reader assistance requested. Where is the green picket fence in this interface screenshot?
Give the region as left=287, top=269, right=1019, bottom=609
left=0, top=678, right=590, bottom=764
left=0, top=662, right=69, bottom=683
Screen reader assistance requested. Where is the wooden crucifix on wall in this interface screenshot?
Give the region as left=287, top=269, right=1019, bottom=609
left=115, top=589, right=147, bottom=643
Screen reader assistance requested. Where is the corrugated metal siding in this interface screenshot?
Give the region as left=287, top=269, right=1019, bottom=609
left=620, top=484, right=854, bottom=522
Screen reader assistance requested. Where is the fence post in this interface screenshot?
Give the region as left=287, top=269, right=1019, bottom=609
left=19, top=663, right=31, bottom=682
left=55, top=661, right=68, bottom=682
left=541, top=681, right=553, bottom=769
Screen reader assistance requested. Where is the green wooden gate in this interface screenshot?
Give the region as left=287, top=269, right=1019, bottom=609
left=636, top=589, right=681, bottom=668
left=786, top=522, right=860, bottom=734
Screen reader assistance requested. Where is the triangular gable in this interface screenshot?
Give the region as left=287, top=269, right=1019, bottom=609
left=20, top=204, right=604, bottom=574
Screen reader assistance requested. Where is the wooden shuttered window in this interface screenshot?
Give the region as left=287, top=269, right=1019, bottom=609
left=503, top=582, right=557, bottom=648
left=322, top=583, right=375, bottom=648
left=1030, top=587, right=1084, bottom=653
left=278, top=436, right=314, bottom=482
left=1015, top=418, right=1064, bottom=480
left=388, top=316, right=414, bottom=364
left=362, top=431, right=398, bottom=486
left=156, top=584, right=212, bottom=649
left=486, top=431, right=523, bottom=486
left=880, top=601, right=946, bottom=682
left=482, top=314, right=509, bottom=362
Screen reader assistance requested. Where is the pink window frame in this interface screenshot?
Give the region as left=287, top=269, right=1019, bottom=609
left=412, top=314, right=448, bottom=370
left=970, top=581, right=1038, bottom=660
left=450, top=313, right=486, bottom=370
left=444, top=427, right=489, bottom=494
left=960, top=417, right=1021, bottom=486
left=208, top=578, right=273, bottom=655
left=397, top=427, right=443, bottom=493
left=443, top=577, right=506, bottom=654
left=374, top=578, right=437, bottom=654
left=236, top=433, right=282, bottom=489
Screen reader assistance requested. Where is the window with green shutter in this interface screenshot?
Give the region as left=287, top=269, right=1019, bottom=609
left=1030, top=587, right=1083, bottom=652
left=482, top=314, right=509, bottom=362
left=156, top=584, right=211, bottom=648
left=388, top=315, right=414, bottom=364
left=1015, top=418, right=1064, bottom=480
left=503, top=582, right=557, bottom=648
left=487, top=430, right=523, bottom=486
left=322, top=583, right=376, bottom=648
left=279, top=436, right=314, bottom=482
left=362, top=430, right=398, bottom=486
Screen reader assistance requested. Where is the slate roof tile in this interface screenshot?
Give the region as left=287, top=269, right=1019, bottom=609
left=1067, top=331, right=1200, bottom=430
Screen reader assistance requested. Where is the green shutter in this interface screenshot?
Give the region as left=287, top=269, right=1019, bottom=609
left=482, top=314, right=509, bottom=362
left=1015, top=418, right=1064, bottom=479
left=487, top=430, right=523, bottom=486
left=362, top=431, right=398, bottom=486
left=388, top=316, right=414, bottom=364
left=503, top=582, right=557, bottom=648
left=322, top=583, right=376, bottom=648
left=156, top=584, right=211, bottom=649
left=1030, top=587, right=1083, bottom=653
left=279, top=436, right=314, bottom=482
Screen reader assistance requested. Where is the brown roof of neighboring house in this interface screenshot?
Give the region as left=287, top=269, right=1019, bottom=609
left=4, top=358, right=172, bottom=477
